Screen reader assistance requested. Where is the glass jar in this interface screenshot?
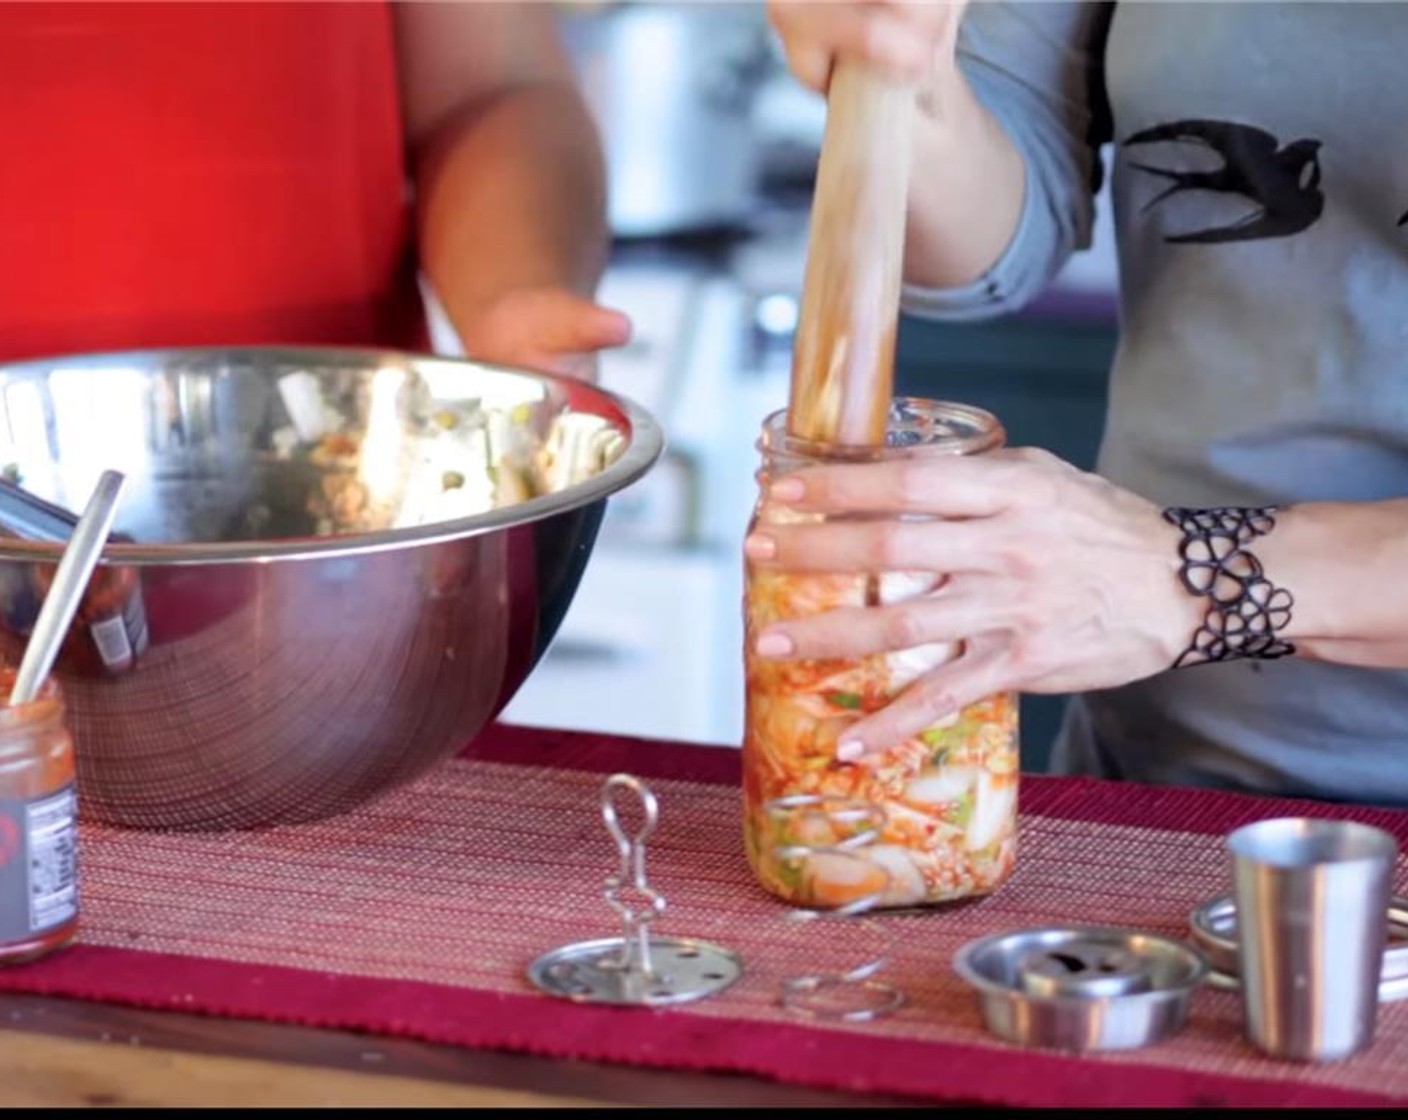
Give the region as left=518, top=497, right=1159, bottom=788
left=0, top=669, right=79, bottom=964
left=743, top=398, right=1019, bottom=910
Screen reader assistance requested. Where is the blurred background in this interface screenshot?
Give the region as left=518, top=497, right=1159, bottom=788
left=484, top=1, right=1121, bottom=772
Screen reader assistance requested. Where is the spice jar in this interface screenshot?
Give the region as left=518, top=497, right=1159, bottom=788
left=0, top=476, right=148, bottom=677
left=0, top=509, right=150, bottom=677
left=66, top=565, right=149, bottom=676
left=743, top=399, right=1019, bottom=910
left=0, top=669, right=79, bottom=964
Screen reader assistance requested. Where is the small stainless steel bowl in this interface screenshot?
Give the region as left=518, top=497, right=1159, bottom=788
left=1189, top=892, right=1408, bottom=1001
left=953, top=926, right=1209, bottom=1053
left=0, top=345, right=663, bottom=829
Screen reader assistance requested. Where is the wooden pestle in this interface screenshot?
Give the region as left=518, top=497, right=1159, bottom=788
left=786, top=61, right=917, bottom=447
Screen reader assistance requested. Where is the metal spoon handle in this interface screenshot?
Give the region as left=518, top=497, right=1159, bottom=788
left=9, top=471, right=127, bottom=706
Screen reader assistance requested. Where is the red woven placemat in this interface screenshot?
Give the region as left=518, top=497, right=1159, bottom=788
left=3, top=723, right=1408, bottom=1108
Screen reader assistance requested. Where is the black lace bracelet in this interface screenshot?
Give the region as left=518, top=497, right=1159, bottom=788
left=1162, top=506, right=1296, bottom=669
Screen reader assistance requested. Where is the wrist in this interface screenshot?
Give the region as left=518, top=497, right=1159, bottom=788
left=1249, top=504, right=1320, bottom=648
left=1254, top=499, right=1408, bottom=661
left=1148, top=509, right=1209, bottom=668
left=1161, top=506, right=1298, bottom=669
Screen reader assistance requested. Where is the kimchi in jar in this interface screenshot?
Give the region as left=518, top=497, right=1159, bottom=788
left=743, top=399, right=1018, bottom=910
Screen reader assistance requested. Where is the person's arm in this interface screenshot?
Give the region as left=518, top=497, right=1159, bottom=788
left=766, top=1, right=1112, bottom=318
left=1258, top=500, right=1408, bottom=669
left=744, top=444, right=1408, bottom=757
left=902, top=0, right=1114, bottom=319
left=394, top=2, right=629, bottom=376
left=903, top=54, right=1026, bottom=291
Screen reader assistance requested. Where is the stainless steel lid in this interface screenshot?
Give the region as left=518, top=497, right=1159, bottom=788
left=953, top=926, right=1209, bottom=1053
left=1189, top=892, right=1408, bottom=1002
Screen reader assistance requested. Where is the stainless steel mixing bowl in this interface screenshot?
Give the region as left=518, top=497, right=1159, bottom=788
left=0, top=345, right=664, bottom=830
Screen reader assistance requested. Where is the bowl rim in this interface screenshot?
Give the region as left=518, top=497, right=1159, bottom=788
left=0, top=343, right=666, bottom=567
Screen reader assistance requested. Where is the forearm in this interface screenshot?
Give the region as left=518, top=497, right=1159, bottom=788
left=904, top=70, right=1027, bottom=290
left=413, top=81, right=611, bottom=337
left=1243, top=499, right=1408, bottom=668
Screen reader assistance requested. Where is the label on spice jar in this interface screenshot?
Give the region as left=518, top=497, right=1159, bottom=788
left=0, top=785, right=78, bottom=944
left=89, top=615, right=133, bottom=668
left=88, top=583, right=150, bottom=673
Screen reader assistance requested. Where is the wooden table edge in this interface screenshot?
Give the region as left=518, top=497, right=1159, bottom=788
left=0, top=992, right=927, bottom=1108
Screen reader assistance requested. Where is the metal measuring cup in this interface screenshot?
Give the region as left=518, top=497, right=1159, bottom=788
left=1227, top=817, right=1398, bottom=1061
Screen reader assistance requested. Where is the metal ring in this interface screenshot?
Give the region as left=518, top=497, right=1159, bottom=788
left=1188, top=891, right=1408, bottom=1002
left=763, top=794, right=907, bottom=1022
left=780, top=971, right=908, bottom=1023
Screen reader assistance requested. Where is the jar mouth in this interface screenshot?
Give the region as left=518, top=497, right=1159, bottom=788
left=0, top=669, right=63, bottom=732
left=758, top=398, right=1006, bottom=460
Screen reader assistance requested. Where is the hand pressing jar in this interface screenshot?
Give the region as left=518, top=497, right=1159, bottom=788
left=742, top=399, right=1019, bottom=910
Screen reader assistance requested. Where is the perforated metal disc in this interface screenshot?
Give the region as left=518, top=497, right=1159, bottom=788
left=528, top=936, right=742, bottom=1006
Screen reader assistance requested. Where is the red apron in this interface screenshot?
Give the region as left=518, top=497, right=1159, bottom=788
left=0, top=0, right=425, bottom=361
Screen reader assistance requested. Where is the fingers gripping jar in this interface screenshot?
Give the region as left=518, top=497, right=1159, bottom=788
left=743, top=399, right=1019, bottom=910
